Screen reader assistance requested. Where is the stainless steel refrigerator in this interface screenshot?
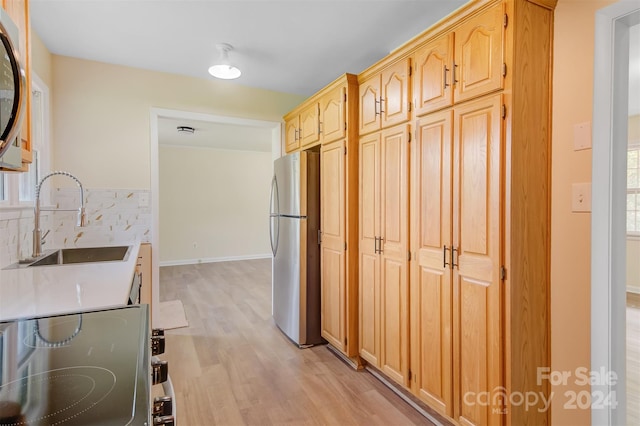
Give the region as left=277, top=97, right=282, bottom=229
left=269, top=151, right=322, bottom=347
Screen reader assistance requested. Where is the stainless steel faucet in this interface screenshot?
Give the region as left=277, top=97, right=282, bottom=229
left=33, top=171, right=87, bottom=258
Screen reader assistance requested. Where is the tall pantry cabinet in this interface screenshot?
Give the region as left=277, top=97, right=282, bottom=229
left=283, top=74, right=361, bottom=362
left=406, top=0, right=556, bottom=425
left=358, top=58, right=412, bottom=386
left=319, top=75, right=360, bottom=360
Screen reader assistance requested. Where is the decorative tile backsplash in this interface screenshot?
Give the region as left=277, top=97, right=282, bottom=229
left=0, top=188, right=151, bottom=268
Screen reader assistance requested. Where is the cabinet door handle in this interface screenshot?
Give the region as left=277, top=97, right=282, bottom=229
left=444, top=65, right=450, bottom=88
left=451, top=246, right=459, bottom=269
left=443, top=245, right=449, bottom=268
left=378, top=237, right=384, bottom=254
left=379, top=97, right=385, bottom=114
left=374, top=236, right=379, bottom=254
left=374, top=99, right=380, bottom=116
left=453, top=62, right=459, bottom=84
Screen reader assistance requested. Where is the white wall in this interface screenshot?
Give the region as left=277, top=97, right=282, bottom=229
left=158, top=145, right=272, bottom=264
left=50, top=55, right=304, bottom=189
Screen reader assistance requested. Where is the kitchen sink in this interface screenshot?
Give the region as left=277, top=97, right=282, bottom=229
left=28, top=246, right=132, bottom=267
left=2, top=245, right=133, bottom=269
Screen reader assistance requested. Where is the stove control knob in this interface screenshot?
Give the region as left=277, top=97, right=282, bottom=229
left=153, top=415, right=175, bottom=426
left=152, top=328, right=165, bottom=337
left=151, top=335, right=165, bottom=355
left=151, top=360, right=168, bottom=385
left=153, top=396, right=173, bottom=416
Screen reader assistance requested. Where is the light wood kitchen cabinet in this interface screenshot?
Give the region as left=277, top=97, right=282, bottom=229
left=359, top=123, right=409, bottom=386
left=358, top=132, right=380, bottom=367
left=136, top=243, right=153, bottom=322
left=453, top=4, right=504, bottom=103
left=413, top=34, right=453, bottom=116
left=319, top=85, right=346, bottom=144
left=299, top=101, right=320, bottom=148
left=406, top=1, right=555, bottom=424
left=358, top=58, right=411, bottom=136
left=317, top=74, right=360, bottom=361
left=409, top=109, right=454, bottom=416
left=413, top=5, right=503, bottom=117
left=320, top=139, right=346, bottom=351
left=283, top=100, right=322, bottom=152
left=284, top=115, right=300, bottom=153
left=2, top=0, right=31, bottom=168
left=411, top=95, right=502, bottom=424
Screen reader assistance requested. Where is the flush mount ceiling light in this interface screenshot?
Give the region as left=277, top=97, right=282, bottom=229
left=177, top=125, right=195, bottom=134
left=208, top=43, right=242, bottom=80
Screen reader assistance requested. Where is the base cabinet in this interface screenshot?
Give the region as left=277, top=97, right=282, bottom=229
left=137, top=243, right=153, bottom=321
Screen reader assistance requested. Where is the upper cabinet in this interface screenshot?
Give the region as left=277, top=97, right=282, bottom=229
left=2, top=0, right=32, bottom=169
left=284, top=102, right=320, bottom=153
left=358, top=58, right=411, bottom=135
left=413, top=4, right=504, bottom=117
left=284, top=74, right=356, bottom=153
left=413, top=34, right=453, bottom=116
left=319, top=85, right=346, bottom=144
left=284, top=114, right=300, bottom=153
left=453, top=5, right=504, bottom=103
left=299, top=101, right=321, bottom=148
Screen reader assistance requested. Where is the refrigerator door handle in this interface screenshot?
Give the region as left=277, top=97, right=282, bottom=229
left=269, top=175, right=280, bottom=256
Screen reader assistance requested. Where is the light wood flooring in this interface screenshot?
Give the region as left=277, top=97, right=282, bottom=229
left=157, top=259, right=435, bottom=426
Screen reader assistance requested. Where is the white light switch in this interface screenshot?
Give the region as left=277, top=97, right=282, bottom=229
left=572, top=183, right=592, bottom=212
left=574, top=122, right=592, bottom=151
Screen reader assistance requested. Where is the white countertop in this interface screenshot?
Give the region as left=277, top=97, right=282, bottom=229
left=0, top=241, right=141, bottom=322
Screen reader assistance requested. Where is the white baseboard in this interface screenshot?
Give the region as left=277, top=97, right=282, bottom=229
left=159, top=253, right=271, bottom=267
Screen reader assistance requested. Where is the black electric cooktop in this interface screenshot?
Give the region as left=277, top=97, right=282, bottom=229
left=0, top=305, right=150, bottom=425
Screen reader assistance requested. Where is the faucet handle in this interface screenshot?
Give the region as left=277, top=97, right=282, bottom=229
left=41, top=230, right=50, bottom=246
left=77, top=207, right=87, bottom=227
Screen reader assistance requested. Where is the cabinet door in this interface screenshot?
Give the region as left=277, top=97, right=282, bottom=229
left=410, top=111, right=454, bottom=416
left=320, top=85, right=346, bottom=144
left=453, top=5, right=504, bottom=103
left=358, top=132, right=380, bottom=366
left=284, top=116, right=299, bottom=153
left=300, top=102, right=320, bottom=148
left=320, top=140, right=347, bottom=352
left=453, top=95, right=502, bottom=426
left=381, top=58, right=411, bottom=129
left=359, top=74, right=381, bottom=135
left=2, top=0, right=31, bottom=165
left=414, top=34, right=453, bottom=116
left=379, top=124, right=409, bottom=386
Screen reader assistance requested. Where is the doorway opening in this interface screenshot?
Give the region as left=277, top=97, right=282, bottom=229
left=149, top=108, right=281, bottom=327
left=592, top=3, right=640, bottom=424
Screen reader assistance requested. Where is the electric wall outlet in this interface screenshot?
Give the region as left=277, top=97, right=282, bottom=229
left=138, top=193, right=150, bottom=207
left=572, top=183, right=592, bottom=212
left=574, top=122, right=592, bottom=151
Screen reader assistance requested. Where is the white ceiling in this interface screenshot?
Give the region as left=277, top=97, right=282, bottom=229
left=29, top=0, right=467, bottom=97
left=29, top=0, right=468, bottom=151
left=159, top=117, right=274, bottom=152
